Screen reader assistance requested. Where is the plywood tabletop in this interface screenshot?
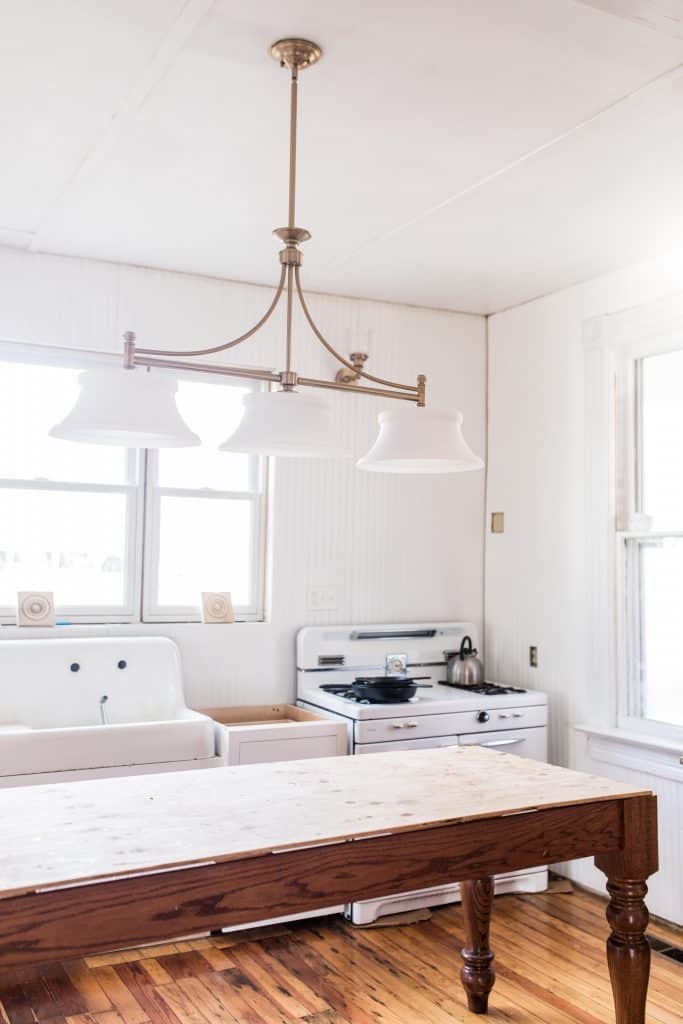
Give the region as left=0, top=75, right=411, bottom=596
left=0, top=746, right=648, bottom=899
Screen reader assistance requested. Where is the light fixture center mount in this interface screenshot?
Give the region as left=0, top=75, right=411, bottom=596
left=269, top=38, right=322, bottom=70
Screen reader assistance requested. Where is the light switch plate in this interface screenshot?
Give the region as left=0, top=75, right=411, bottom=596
left=307, top=585, right=338, bottom=611
left=491, top=512, right=505, bottom=533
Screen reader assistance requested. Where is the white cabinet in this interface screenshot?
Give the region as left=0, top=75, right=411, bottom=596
left=200, top=704, right=349, bottom=766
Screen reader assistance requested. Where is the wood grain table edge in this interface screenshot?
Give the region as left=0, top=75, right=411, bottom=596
left=0, top=797, right=627, bottom=970
left=0, top=786, right=652, bottom=901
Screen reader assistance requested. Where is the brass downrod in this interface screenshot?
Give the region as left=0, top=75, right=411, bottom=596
left=288, top=66, right=298, bottom=230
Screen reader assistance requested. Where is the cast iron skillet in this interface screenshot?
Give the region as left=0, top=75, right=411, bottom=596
left=351, top=675, right=432, bottom=702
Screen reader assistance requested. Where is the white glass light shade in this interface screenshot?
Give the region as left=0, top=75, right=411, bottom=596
left=50, top=369, right=200, bottom=448
left=219, top=390, right=350, bottom=458
left=357, top=407, right=484, bottom=474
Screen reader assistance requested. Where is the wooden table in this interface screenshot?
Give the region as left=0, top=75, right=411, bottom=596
left=0, top=746, right=657, bottom=1023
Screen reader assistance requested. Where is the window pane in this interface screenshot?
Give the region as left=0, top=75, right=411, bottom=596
left=0, top=489, right=129, bottom=609
left=633, top=537, right=683, bottom=728
left=0, top=362, right=129, bottom=484
left=641, top=350, right=683, bottom=529
left=157, top=379, right=252, bottom=491
left=156, top=496, right=252, bottom=609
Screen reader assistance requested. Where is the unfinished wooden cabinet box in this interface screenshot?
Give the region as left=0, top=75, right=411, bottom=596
left=200, top=704, right=349, bottom=765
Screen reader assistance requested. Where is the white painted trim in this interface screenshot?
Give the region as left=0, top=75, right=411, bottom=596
left=575, top=725, right=683, bottom=783
left=583, top=293, right=683, bottom=740
left=582, top=316, right=618, bottom=730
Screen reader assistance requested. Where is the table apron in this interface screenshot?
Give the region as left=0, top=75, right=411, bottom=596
left=0, top=798, right=624, bottom=969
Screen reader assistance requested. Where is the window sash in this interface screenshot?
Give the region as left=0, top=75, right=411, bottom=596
left=0, top=475, right=143, bottom=623
left=616, top=337, right=683, bottom=741
left=141, top=449, right=267, bottom=622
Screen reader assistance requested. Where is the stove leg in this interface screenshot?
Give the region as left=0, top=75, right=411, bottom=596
left=460, top=876, right=495, bottom=1014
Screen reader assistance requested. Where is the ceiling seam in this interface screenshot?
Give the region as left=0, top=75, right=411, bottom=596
left=29, top=0, right=218, bottom=254
left=329, top=56, right=683, bottom=271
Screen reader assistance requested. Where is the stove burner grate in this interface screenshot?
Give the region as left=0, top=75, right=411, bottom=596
left=440, top=681, right=527, bottom=695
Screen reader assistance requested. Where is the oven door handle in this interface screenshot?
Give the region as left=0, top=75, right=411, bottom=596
left=468, top=738, right=523, bottom=748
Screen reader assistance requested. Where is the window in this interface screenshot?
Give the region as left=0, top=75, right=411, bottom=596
left=0, top=345, right=266, bottom=623
left=143, top=376, right=266, bottom=621
left=619, top=345, right=683, bottom=737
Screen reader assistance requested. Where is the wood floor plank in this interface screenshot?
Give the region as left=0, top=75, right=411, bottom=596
left=196, top=970, right=270, bottom=1024
left=228, top=943, right=329, bottom=1018
left=62, top=964, right=112, bottom=1015
left=1, top=891, right=680, bottom=1024
left=150, top=956, right=210, bottom=984
left=287, top=933, right=409, bottom=1024
left=264, top=936, right=385, bottom=1024
left=87, top=970, right=148, bottom=1024
left=149, top=985, right=205, bottom=1024
left=111, top=965, right=180, bottom=1024
left=303, top=923, right=461, bottom=1024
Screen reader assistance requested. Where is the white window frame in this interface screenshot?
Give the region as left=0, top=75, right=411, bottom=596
left=0, top=342, right=267, bottom=624
left=614, top=331, right=683, bottom=743
left=142, top=371, right=268, bottom=623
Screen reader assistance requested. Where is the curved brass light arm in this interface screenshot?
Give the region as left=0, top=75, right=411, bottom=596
left=294, top=267, right=418, bottom=394
left=135, top=265, right=287, bottom=358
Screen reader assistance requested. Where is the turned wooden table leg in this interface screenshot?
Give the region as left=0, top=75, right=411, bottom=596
left=595, top=795, right=658, bottom=1024
left=604, top=878, right=650, bottom=1024
left=460, top=877, right=495, bottom=1014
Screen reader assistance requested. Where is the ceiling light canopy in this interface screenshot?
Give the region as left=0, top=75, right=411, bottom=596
left=53, top=38, right=482, bottom=474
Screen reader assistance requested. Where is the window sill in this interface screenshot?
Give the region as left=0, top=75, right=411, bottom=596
left=0, top=620, right=269, bottom=638
left=575, top=724, right=682, bottom=782
left=575, top=724, right=683, bottom=755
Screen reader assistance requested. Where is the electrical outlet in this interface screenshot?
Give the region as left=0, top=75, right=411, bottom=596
left=307, top=585, right=338, bottom=612
left=491, top=512, right=505, bottom=534
left=529, top=645, right=538, bottom=668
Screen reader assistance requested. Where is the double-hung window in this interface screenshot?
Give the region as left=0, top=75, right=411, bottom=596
left=617, top=342, right=683, bottom=739
left=0, top=343, right=266, bottom=623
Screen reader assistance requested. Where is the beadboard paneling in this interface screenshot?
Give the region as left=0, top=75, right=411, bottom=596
left=0, top=245, right=486, bottom=707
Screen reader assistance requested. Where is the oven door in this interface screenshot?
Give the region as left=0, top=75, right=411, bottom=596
left=355, top=735, right=459, bottom=754
left=458, top=726, right=547, bottom=761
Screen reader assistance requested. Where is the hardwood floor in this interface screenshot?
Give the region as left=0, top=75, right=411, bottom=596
left=0, top=888, right=680, bottom=1024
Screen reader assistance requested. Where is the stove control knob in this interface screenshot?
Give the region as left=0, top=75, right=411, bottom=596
left=476, top=711, right=490, bottom=723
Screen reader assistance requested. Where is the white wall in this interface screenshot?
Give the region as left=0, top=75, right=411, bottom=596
left=485, top=253, right=683, bottom=922
left=0, top=245, right=487, bottom=707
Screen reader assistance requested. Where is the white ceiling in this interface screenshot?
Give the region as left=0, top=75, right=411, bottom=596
left=2, top=0, right=683, bottom=314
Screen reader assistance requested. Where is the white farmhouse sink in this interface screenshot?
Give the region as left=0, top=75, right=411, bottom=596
left=0, top=637, right=216, bottom=782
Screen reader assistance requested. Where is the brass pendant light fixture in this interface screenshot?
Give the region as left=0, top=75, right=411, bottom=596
left=52, top=39, right=483, bottom=473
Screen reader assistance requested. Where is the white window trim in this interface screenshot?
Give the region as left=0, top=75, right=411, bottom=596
left=0, top=472, right=143, bottom=624
left=584, top=297, right=683, bottom=746
left=141, top=446, right=268, bottom=623
left=0, top=342, right=268, bottom=624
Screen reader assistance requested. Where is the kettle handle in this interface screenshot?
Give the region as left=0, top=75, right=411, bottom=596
left=459, top=635, right=475, bottom=659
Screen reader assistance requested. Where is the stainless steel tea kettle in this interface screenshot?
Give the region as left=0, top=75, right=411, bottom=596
left=444, top=635, right=484, bottom=688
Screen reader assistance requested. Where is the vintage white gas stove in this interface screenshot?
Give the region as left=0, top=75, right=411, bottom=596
left=297, top=621, right=549, bottom=924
